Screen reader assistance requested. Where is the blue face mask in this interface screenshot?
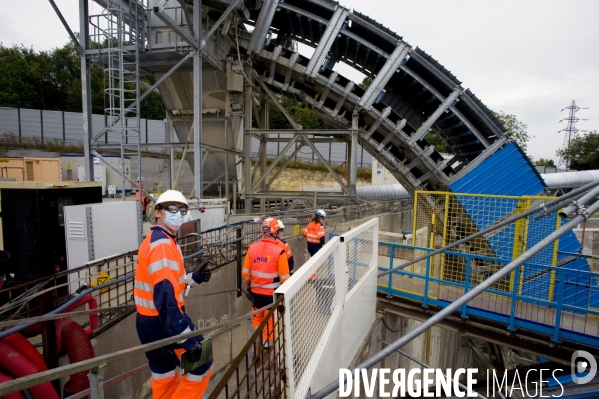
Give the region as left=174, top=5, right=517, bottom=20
left=163, top=210, right=184, bottom=231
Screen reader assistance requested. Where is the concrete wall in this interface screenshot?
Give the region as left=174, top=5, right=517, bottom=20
left=344, top=311, right=476, bottom=398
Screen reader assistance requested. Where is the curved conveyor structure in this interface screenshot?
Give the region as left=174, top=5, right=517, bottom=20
left=238, top=0, right=512, bottom=193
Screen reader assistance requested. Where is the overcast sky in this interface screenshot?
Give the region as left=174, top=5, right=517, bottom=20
left=1, top=0, right=598, bottom=164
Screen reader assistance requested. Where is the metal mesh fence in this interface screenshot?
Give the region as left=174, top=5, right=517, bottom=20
left=345, top=226, right=376, bottom=293
left=412, top=191, right=558, bottom=296
left=277, top=218, right=378, bottom=398
left=288, top=244, right=343, bottom=398
left=378, top=191, right=599, bottom=344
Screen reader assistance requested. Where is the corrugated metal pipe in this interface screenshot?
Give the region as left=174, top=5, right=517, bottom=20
left=310, top=184, right=411, bottom=200
left=306, top=170, right=599, bottom=199
left=540, top=170, right=599, bottom=189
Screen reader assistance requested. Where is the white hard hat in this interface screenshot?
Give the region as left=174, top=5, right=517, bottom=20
left=155, top=190, right=189, bottom=207
left=277, top=220, right=285, bottom=229
left=316, top=209, right=326, bottom=218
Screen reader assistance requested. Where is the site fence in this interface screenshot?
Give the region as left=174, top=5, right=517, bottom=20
left=0, top=106, right=373, bottom=166
left=274, top=218, right=379, bottom=399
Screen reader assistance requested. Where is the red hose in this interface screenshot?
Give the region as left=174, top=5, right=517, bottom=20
left=22, top=294, right=99, bottom=338
left=0, top=341, right=58, bottom=399
left=0, top=371, right=25, bottom=399
left=1, top=332, right=48, bottom=372
left=58, top=319, right=95, bottom=396
left=59, top=294, right=99, bottom=335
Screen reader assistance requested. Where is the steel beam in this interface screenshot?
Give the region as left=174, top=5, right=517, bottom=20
left=193, top=0, right=203, bottom=199
left=176, top=0, right=194, bottom=36
left=153, top=7, right=198, bottom=49
left=247, top=0, right=280, bottom=55
left=410, top=87, right=463, bottom=144
left=49, top=0, right=81, bottom=52
left=254, top=69, right=350, bottom=195
left=358, top=43, right=410, bottom=111
left=203, top=0, right=242, bottom=50
left=349, top=110, right=358, bottom=198
left=315, top=71, right=338, bottom=110
left=305, top=6, right=349, bottom=78
left=80, top=0, right=93, bottom=182
left=300, top=133, right=351, bottom=195
left=244, top=64, right=253, bottom=211
left=92, top=151, right=154, bottom=201
left=265, top=142, right=306, bottom=190
left=92, top=51, right=194, bottom=143
left=251, top=129, right=350, bottom=135
left=251, top=136, right=300, bottom=192
left=139, top=80, right=160, bottom=95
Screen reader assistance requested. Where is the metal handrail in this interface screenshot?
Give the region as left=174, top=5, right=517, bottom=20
left=310, top=188, right=599, bottom=399
left=378, top=179, right=599, bottom=279
left=207, top=295, right=285, bottom=399
left=0, top=304, right=273, bottom=397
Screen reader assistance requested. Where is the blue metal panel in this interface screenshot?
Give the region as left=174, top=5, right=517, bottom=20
left=449, top=142, right=546, bottom=196
left=558, top=229, right=583, bottom=257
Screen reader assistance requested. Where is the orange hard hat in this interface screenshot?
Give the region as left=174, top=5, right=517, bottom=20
left=261, top=218, right=280, bottom=235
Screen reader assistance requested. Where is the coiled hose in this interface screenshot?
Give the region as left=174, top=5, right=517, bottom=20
left=0, top=341, right=58, bottom=399
left=57, top=319, right=95, bottom=396
left=0, top=371, right=25, bottom=399
left=1, top=332, right=47, bottom=372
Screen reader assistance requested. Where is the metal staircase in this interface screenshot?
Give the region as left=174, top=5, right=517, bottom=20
left=90, top=0, right=144, bottom=199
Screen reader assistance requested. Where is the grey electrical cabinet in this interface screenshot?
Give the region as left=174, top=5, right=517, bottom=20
left=64, top=201, right=141, bottom=294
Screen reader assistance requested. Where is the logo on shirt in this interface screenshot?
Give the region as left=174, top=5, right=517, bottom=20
left=255, top=256, right=270, bottom=263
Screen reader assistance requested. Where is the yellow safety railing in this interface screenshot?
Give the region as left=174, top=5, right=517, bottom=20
left=411, top=191, right=559, bottom=298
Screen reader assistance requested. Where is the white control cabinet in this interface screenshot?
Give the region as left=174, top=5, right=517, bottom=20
left=64, top=201, right=141, bottom=294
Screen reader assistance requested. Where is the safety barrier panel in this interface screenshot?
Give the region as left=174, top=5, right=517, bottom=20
left=275, top=218, right=379, bottom=399
left=207, top=297, right=287, bottom=399
left=378, top=241, right=599, bottom=348
left=0, top=251, right=137, bottom=329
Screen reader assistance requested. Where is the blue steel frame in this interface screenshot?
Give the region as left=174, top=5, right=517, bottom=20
left=378, top=241, right=599, bottom=348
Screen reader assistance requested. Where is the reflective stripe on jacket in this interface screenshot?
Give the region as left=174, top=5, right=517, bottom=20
left=134, top=226, right=186, bottom=318
left=302, top=221, right=325, bottom=244
left=242, top=238, right=289, bottom=296
left=276, top=238, right=294, bottom=272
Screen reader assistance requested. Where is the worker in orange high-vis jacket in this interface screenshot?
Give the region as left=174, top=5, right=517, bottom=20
left=242, top=218, right=290, bottom=347
left=302, top=209, right=326, bottom=256
left=276, top=220, right=294, bottom=274
left=134, top=183, right=151, bottom=220
left=134, top=190, right=213, bottom=399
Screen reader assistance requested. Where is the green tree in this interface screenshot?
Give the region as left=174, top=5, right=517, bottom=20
left=493, top=110, right=530, bottom=152
left=0, top=41, right=165, bottom=119
left=0, top=45, right=47, bottom=109
left=268, top=97, right=331, bottom=130
left=556, top=131, right=599, bottom=170
left=359, top=76, right=373, bottom=90
left=535, top=158, right=556, bottom=168
left=425, top=130, right=452, bottom=153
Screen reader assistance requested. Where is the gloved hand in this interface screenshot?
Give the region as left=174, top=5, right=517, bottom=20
left=243, top=288, right=256, bottom=306
left=185, top=265, right=211, bottom=288
left=186, top=342, right=203, bottom=363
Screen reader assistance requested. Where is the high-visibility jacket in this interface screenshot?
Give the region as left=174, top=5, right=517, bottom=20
left=303, top=221, right=325, bottom=244
left=242, top=238, right=290, bottom=296
left=276, top=238, right=294, bottom=272
left=134, top=226, right=192, bottom=338
left=135, top=192, right=149, bottom=212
